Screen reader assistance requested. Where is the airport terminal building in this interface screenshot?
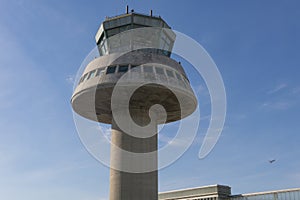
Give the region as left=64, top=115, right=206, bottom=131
left=159, top=184, right=300, bottom=200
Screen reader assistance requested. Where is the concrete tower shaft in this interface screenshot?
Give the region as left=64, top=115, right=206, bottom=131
left=110, top=113, right=158, bottom=200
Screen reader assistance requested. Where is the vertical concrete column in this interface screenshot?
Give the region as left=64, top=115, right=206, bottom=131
left=109, top=111, right=158, bottom=200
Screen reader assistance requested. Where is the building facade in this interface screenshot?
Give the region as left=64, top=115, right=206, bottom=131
left=159, top=185, right=300, bottom=200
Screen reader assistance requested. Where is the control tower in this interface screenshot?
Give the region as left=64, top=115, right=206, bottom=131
left=71, top=9, right=197, bottom=200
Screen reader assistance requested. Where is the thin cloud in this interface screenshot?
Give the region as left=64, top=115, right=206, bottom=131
left=291, top=86, right=300, bottom=95
left=261, top=101, right=293, bottom=110
left=227, top=113, right=246, bottom=121
left=158, top=134, right=188, bottom=147
left=66, top=75, right=75, bottom=84
left=267, top=83, right=288, bottom=94
left=200, top=115, right=211, bottom=121
left=262, top=84, right=300, bottom=111
left=194, top=84, right=209, bottom=98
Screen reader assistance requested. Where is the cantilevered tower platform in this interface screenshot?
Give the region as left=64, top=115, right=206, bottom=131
left=71, top=10, right=197, bottom=200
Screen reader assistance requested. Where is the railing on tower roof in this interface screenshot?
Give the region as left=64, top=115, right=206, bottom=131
left=104, top=11, right=162, bottom=22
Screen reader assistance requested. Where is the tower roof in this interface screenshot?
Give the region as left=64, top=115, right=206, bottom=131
left=95, top=12, right=171, bottom=44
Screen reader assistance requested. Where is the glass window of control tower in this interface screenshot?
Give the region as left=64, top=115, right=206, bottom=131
left=160, top=32, right=171, bottom=51
left=81, top=73, right=88, bottom=82
left=175, top=72, right=182, bottom=81
left=99, top=37, right=107, bottom=55
left=155, top=67, right=165, bottom=75
left=144, top=65, right=153, bottom=73
left=106, top=66, right=116, bottom=74
left=96, top=69, right=104, bottom=76
left=130, top=65, right=141, bottom=72
left=87, top=70, right=96, bottom=80
left=166, top=69, right=174, bottom=78
left=118, top=65, right=128, bottom=73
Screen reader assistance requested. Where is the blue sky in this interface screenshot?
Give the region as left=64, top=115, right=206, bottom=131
left=0, top=0, right=300, bottom=199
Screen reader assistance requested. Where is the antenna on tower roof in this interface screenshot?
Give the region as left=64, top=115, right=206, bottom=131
left=126, top=5, right=129, bottom=14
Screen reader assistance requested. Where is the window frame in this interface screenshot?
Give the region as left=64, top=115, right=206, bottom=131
left=166, top=69, right=174, bottom=78
left=155, top=67, right=165, bottom=75
left=143, top=65, right=153, bottom=73
left=106, top=66, right=117, bottom=74
left=87, top=69, right=97, bottom=80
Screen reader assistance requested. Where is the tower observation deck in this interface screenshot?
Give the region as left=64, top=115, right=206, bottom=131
left=71, top=9, right=197, bottom=200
